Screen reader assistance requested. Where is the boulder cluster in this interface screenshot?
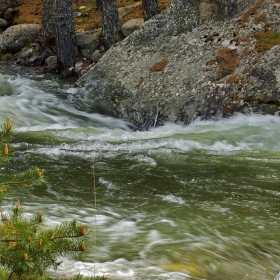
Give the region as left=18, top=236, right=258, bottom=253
left=0, top=0, right=18, bottom=33
left=0, top=1, right=146, bottom=75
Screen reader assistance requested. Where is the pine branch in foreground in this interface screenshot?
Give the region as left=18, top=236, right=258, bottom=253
left=0, top=202, right=87, bottom=279
left=0, top=118, right=88, bottom=280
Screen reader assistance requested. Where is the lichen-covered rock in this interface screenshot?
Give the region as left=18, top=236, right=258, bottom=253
left=0, top=24, right=40, bottom=53
left=76, top=0, right=280, bottom=130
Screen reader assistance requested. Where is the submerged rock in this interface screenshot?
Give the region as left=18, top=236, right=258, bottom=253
left=76, top=0, right=280, bottom=130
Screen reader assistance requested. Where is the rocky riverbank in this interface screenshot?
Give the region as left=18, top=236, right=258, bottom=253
left=76, top=0, right=280, bottom=130
left=0, top=0, right=17, bottom=31
left=0, top=0, right=171, bottom=73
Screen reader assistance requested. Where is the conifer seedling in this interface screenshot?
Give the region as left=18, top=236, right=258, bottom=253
left=0, top=118, right=87, bottom=280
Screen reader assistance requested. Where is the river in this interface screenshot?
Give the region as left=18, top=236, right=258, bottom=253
left=0, top=64, right=280, bottom=280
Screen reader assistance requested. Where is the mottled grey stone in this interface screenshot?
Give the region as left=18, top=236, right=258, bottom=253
left=0, top=24, right=40, bottom=53
left=0, top=0, right=18, bottom=15
left=121, top=18, right=144, bottom=37
left=45, top=56, right=57, bottom=67
left=91, top=50, right=103, bottom=63
left=76, top=29, right=102, bottom=59
left=4, top=8, right=13, bottom=20
left=0, top=18, right=8, bottom=28
left=15, top=47, right=33, bottom=59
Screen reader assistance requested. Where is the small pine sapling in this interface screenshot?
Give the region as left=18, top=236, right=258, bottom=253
left=0, top=118, right=87, bottom=280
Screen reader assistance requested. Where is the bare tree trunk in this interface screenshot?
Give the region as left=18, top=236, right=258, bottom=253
left=96, top=0, right=102, bottom=10
left=101, top=0, right=121, bottom=50
left=56, top=0, right=77, bottom=76
left=142, top=0, right=160, bottom=21
left=42, top=0, right=56, bottom=44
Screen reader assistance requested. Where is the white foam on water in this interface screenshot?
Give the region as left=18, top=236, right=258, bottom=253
left=46, top=258, right=191, bottom=280
left=1, top=74, right=131, bottom=130
left=134, top=154, right=157, bottom=166
left=147, top=230, right=162, bottom=242
left=2, top=72, right=280, bottom=155
left=158, top=194, right=187, bottom=205
left=12, top=116, right=280, bottom=159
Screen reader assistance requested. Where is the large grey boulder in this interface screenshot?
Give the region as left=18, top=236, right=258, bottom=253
left=0, top=24, right=40, bottom=53
left=76, top=0, right=280, bottom=130
left=76, top=29, right=102, bottom=59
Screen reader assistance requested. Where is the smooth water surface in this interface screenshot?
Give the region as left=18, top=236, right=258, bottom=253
left=0, top=65, right=280, bottom=280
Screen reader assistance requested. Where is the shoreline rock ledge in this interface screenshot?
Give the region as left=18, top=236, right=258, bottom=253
left=76, top=0, right=280, bottom=130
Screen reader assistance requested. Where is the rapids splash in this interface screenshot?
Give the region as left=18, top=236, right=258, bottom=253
left=0, top=69, right=280, bottom=280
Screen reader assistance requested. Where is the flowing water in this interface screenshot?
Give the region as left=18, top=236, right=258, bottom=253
left=0, top=64, right=280, bottom=280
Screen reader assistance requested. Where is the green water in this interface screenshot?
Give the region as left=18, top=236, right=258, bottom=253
left=0, top=66, right=280, bottom=279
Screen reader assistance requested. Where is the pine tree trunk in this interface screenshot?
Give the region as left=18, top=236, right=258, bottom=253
left=101, top=0, right=121, bottom=50
left=96, top=0, right=102, bottom=10
left=142, top=0, right=161, bottom=21
left=56, top=0, right=77, bottom=76
left=42, top=0, right=56, bottom=44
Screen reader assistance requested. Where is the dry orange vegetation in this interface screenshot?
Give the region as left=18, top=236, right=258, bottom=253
left=215, top=47, right=239, bottom=80
left=12, top=0, right=171, bottom=31
left=149, top=56, right=169, bottom=72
